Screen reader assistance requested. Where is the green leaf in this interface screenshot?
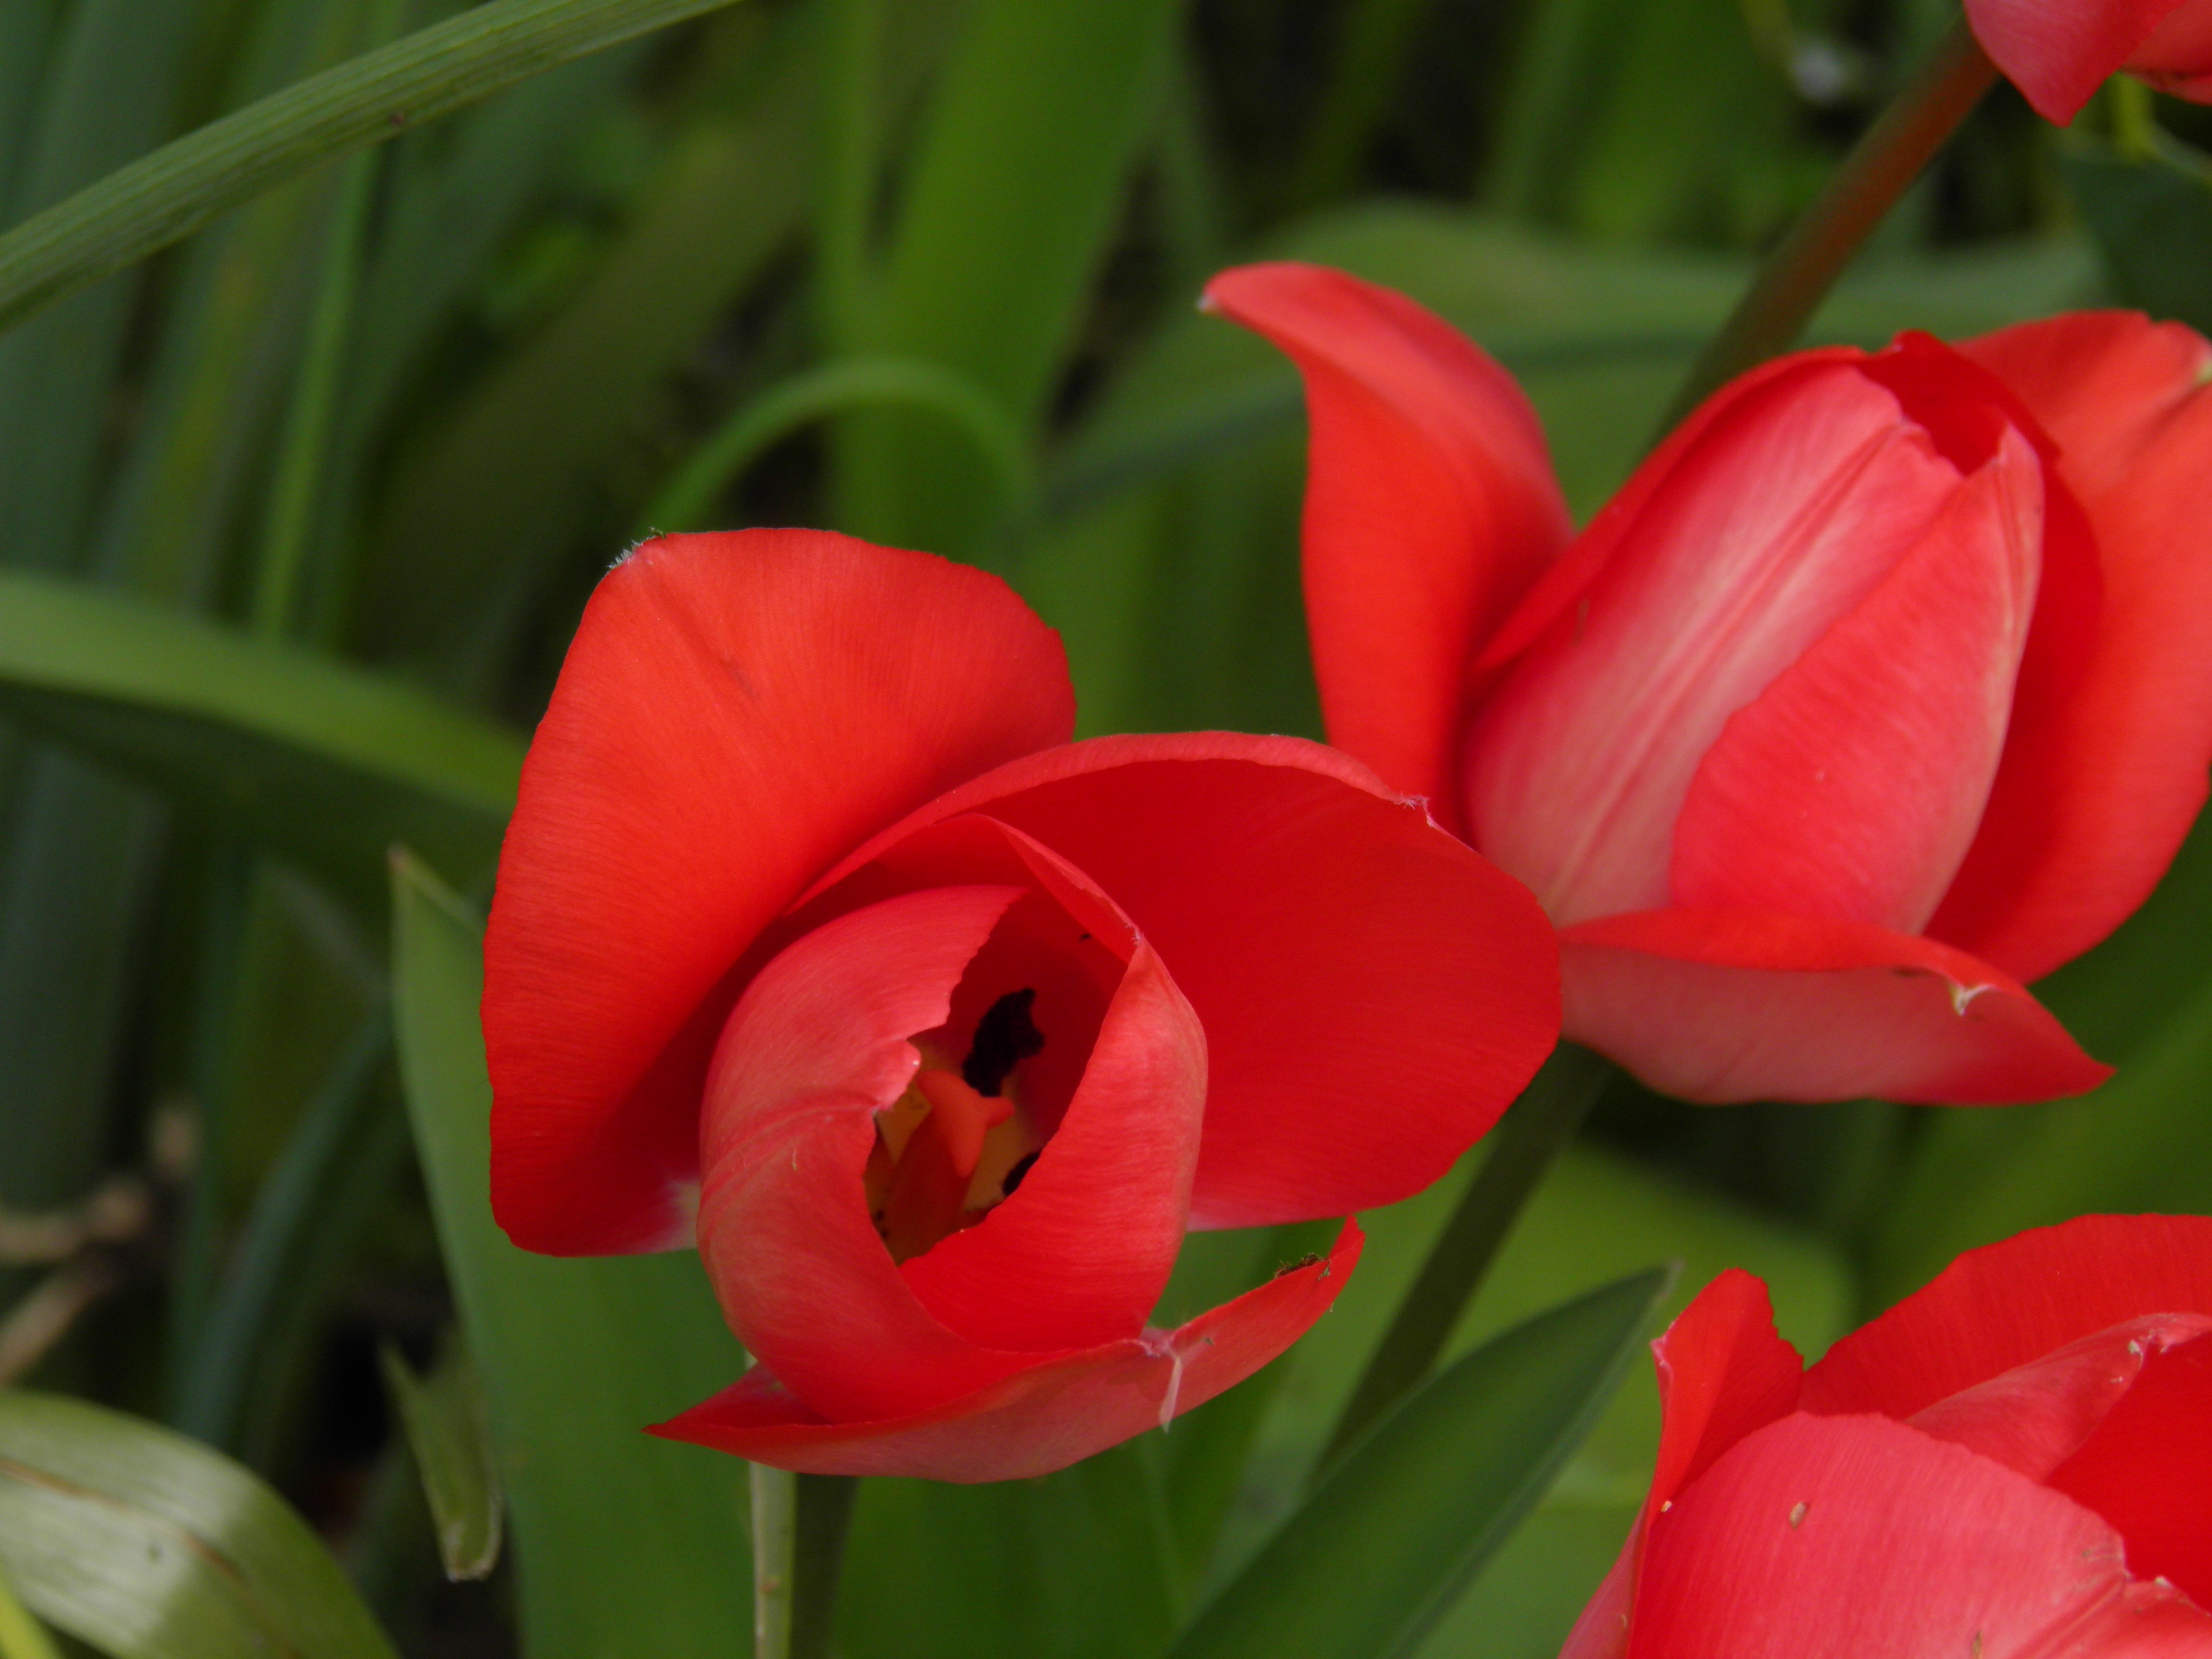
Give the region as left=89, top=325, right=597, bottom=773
left=379, top=1340, right=503, bottom=1582
left=0, top=570, right=519, bottom=890
left=1868, top=967, right=2212, bottom=1307
left=0, top=1560, right=61, bottom=1659
left=0, top=1388, right=398, bottom=1659
left=836, top=1440, right=1183, bottom=1659
left=1166, top=1270, right=1672, bottom=1659
left=1201, top=1142, right=1851, bottom=1658
left=355, top=7, right=804, bottom=690
left=2065, top=141, right=2212, bottom=337
left=1867, top=812, right=2212, bottom=1306
left=389, top=851, right=753, bottom=1659
left=644, top=356, right=1037, bottom=535
left=831, top=0, right=1179, bottom=561
left=0, top=0, right=749, bottom=336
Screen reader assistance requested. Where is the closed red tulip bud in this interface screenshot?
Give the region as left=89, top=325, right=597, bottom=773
left=1965, top=0, right=2212, bottom=123
left=1564, top=1215, right=2212, bottom=1659
left=1209, top=265, right=2212, bottom=1106
left=483, top=528, right=1557, bottom=1481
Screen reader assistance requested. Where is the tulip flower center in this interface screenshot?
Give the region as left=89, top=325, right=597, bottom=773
left=867, top=989, right=1049, bottom=1262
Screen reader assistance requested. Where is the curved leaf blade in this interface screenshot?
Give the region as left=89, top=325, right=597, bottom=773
left=0, top=1389, right=398, bottom=1659
left=389, top=852, right=753, bottom=1659
left=379, top=1341, right=503, bottom=1582
left=1166, top=1268, right=1672, bottom=1659
left=0, top=0, right=745, bottom=335
left=0, top=570, right=519, bottom=886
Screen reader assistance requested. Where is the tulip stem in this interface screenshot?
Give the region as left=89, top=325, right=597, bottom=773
left=1654, top=13, right=1997, bottom=433
left=1316, top=1043, right=1614, bottom=1471
left=791, top=1474, right=857, bottom=1659
left=750, top=1464, right=796, bottom=1659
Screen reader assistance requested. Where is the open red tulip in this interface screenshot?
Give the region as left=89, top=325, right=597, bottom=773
left=482, top=528, right=1557, bottom=1480
left=1964, top=0, right=2212, bottom=123
left=1210, top=264, right=2212, bottom=1107
left=1561, top=1214, right=2212, bottom=1658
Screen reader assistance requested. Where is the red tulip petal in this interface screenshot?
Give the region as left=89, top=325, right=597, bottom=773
left=1464, top=360, right=1975, bottom=925
left=1647, top=1270, right=1807, bottom=1516
left=1559, top=1272, right=1805, bottom=1659
left=2048, top=1330, right=2212, bottom=1608
left=1903, top=1314, right=2212, bottom=1482
left=1477, top=349, right=1865, bottom=676
left=1963, top=0, right=2191, bottom=122
left=1558, top=1548, right=1636, bottom=1659
left=1559, top=909, right=2108, bottom=1105
left=1935, top=315, right=2212, bottom=982
left=2134, top=2, right=2212, bottom=91
left=1203, top=263, right=1570, bottom=824
left=1803, top=1214, right=2212, bottom=1420
left=901, top=908, right=1206, bottom=1353
left=695, top=885, right=1058, bottom=1421
left=1673, top=426, right=2041, bottom=934
left=804, top=732, right=1559, bottom=1227
left=486, top=529, right=1074, bottom=1256
left=652, top=1221, right=1363, bottom=1482
left=1631, top=1412, right=2212, bottom=1658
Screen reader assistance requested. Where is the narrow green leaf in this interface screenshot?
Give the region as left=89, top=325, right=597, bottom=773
left=837, top=1439, right=1182, bottom=1659
left=832, top=0, right=1179, bottom=561
left=0, top=1389, right=399, bottom=1659
left=170, top=1016, right=396, bottom=1456
left=1211, top=1143, right=1851, bottom=1656
left=1167, top=1270, right=1672, bottom=1659
left=389, top=852, right=752, bottom=1659
left=0, top=570, right=519, bottom=888
left=359, top=14, right=809, bottom=685
left=379, top=1340, right=503, bottom=1581
left=0, top=0, right=747, bottom=336
left=0, top=0, right=201, bottom=570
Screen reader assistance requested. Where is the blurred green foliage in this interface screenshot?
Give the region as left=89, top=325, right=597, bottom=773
left=0, top=0, right=2206, bottom=1655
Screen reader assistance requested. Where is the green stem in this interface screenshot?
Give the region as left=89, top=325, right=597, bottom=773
left=0, top=1558, right=61, bottom=1659
left=790, top=1474, right=857, bottom=1659
left=639, top=356, right=1033, bottom=535
left=2110, top=73, right=2160, bottom=160
left=1318, top=1044, right=1613, bottom=1470
left=1654, top=13, right=1997, bottom=433
left=751, top=1462, right=797, bottom=1659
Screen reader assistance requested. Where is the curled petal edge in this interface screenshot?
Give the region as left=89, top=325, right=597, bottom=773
left=1560, top=908, right=2109, bottom=1105
left=651, top=1221, right=1362, bottom=1482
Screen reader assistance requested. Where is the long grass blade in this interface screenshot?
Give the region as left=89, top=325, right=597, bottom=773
left=0, top=0, right=747, bottom=336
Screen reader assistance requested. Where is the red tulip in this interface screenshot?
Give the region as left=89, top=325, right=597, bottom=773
left=1964, top=0, right=2212, bottom=123
left=1210, top=264, right=2212, bottom=1106
left=1562, top=1214, right=2212, bottom=1658
left=482, top=528, right=1557, bottom=1481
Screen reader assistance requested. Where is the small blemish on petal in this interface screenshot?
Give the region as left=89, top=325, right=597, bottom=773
left=1788, top=1501, right=1809, bottom=1527
left=1949, top=982, right=1992, bottom=1016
